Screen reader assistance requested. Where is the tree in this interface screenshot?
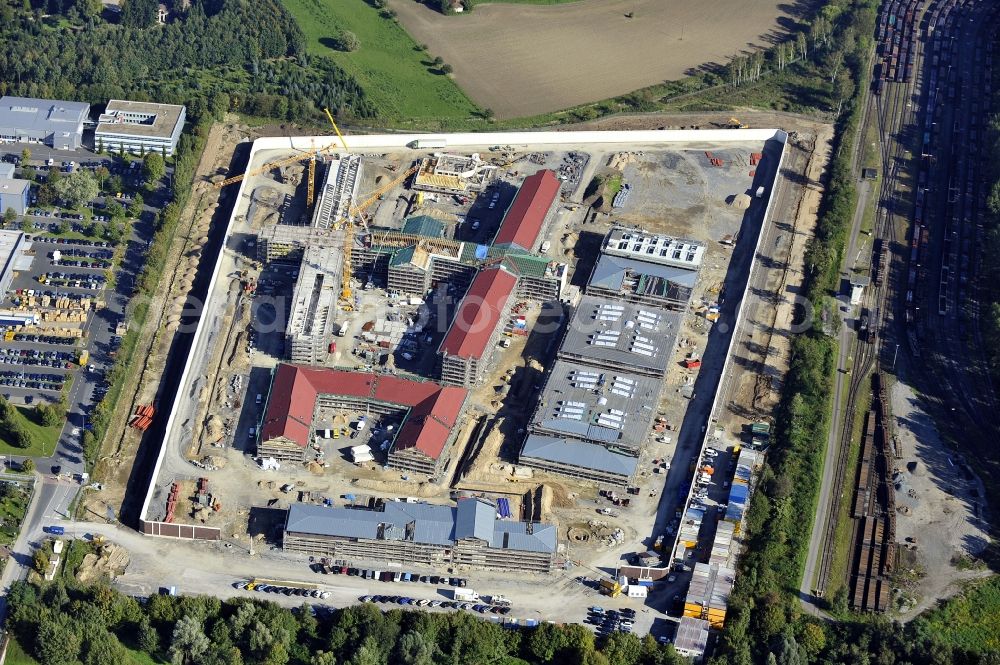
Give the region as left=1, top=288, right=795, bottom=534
left=440, top=63, right=453, bottom=75
left=105, top=200, right=126, bottom=220
left=122, top=0, right=157, bottom=28
left=21, top=457, right=34, bottom=473
left=432, top=56, right=444, bottom=67
left=34, top=403, right=62, bottom=426
left=798, top=623, right=826, bottom=658
left=527, top=622, right=567, bottom=662
left=143, top=152, right=166, bottom=183
left=35, top=615, right=82, bottom=664
left=20, top=148, right=30, bottom=163
left=32, top=548, right=49, bottom=573
left=335, top=30, right=360, bottom=52
left=95, top=166, right=109, bottom=191
left=83, top=629, right=130, bottom=665
left=128, top=192, right=144, bottom=218
left=36, top=183, right=55, bottom=208
left=396, top=631, right=434, bottom=665
left=600, top=632, right=643, bottom=665
left=310, top=652, right=337, bottom=665
left=53, top=170, right=99, bottom=208
left=170, top=615, right=211, bottom=665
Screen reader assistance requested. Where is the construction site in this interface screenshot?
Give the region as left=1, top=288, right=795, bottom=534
left=125, top=126, right=807, bottom=649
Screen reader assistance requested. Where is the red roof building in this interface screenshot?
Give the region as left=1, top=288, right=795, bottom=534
left=438, top=266, right=518, bottom=387
left=259, top=364, right=467, bottom=475
left=493, top=169, right=560, bottom=252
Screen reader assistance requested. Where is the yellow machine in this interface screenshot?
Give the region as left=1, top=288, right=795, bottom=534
left=727, top=117, right=748, bottom=129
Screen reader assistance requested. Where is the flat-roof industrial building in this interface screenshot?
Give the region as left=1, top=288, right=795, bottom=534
left=283, top=496, right=558, bottom=573
left=519, top=226, right=699, bottom=485
left=0, top=230, right=32, bottom=297
left=0, top=96, right=90, bottom=150
left=0, top=177, right=30, bottom=217
left=558, top=296, right=680, bottom=377
left=95, top=100, right=186, bottom=156
left=260, top=364, right=468, bottom=477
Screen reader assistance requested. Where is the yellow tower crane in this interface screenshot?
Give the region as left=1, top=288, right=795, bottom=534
left=337, top=162, right=420, bottom=306
left=212, top=107, right=351, bottom=190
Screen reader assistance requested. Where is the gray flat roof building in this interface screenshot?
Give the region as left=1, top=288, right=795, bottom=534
left=0, top=96, right=90, bottom=150
left=528, top=358, right=660, bottom=455
left=0, top=178, right=30, bottom=217
left=558, top=295, right=680, bottom=377
left=520, top=434, right=638, bottom=485
left=95, top=100, right=186, bottom=156
left=283, top=497, right=558, bottom=573
left=602, top=226, right=705, bottom=270
left=0, top=230, right=32, bottom=297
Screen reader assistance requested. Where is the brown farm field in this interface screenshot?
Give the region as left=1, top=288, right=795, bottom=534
left=390, top=0, right=811, bottom=118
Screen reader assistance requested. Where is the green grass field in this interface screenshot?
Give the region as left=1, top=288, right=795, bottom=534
left=916, top=577, right=1000, bottom=653
left=281, top=0, right=480, bottom=120
left=0, top=406, right=62, bottom=457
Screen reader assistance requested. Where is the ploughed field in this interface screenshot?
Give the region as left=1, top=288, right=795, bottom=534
left=389, top=0, right=807, bottom=117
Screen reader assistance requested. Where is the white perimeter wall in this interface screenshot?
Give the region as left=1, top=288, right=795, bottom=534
left=139, top=129, right=788, bottom=525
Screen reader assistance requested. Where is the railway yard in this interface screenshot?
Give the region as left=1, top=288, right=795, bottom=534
left=805, top=0, right=997, bottom=614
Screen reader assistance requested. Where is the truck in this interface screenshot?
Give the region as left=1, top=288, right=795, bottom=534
left=412, top=138, right=447, bottom=150
left=453, top=588, right=479, bottom=602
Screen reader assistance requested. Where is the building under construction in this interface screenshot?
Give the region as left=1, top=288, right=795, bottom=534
left=311, top=155, right=362, bottom=229
left=283, top=497, right=558, bottom=573
left=256, top=225, right=343, bottom=265
left=285, top=245, right=343, bottom=365
left=438, top=266, right=519, bottom=388
left=259, top=364, right=468, bottom=476
left=412, top=153, right=496, bottom=196
left=587, top=227, right=704, bottom=310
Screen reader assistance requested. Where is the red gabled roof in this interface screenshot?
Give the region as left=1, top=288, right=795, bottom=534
left=439, top=266, right=517, bottom=360
left=260, top=364, right=468, bottom=461
left=493, top=169, right=560, bottom=250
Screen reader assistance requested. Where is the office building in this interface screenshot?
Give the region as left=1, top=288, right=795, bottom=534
left=95, top=100, right=186, bottom=156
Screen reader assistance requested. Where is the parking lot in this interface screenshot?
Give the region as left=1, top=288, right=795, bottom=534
left=0, top=143, right=169, bottom=477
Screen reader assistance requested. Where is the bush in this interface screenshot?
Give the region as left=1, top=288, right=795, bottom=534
left=335, top=30, right=360, bottom=52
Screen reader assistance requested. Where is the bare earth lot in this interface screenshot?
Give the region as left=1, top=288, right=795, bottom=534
left=390, top=0, right=808, bottom=117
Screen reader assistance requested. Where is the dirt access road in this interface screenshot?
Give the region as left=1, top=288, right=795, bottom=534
left=390, top=0, right=811, bottom=118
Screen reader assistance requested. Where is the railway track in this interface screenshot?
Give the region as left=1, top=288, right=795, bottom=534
left=813, top=0, right=922, bottom=599
left=816, top=0, right=1000, bottom=605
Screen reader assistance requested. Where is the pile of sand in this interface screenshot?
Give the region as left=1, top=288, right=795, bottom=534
left=76, top=544, right=130, bottom=584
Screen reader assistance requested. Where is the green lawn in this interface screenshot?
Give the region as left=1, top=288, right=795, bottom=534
left=281, top=0, right=480, bottom=119
left=916, top=577, right=1000, bottom=653
left=0, top=481, right=31, bottom=547
left=0, top=406, right=62, bottom=457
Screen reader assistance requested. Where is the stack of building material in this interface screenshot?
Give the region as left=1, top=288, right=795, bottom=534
left=128, top=404, right=155, bottom=431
